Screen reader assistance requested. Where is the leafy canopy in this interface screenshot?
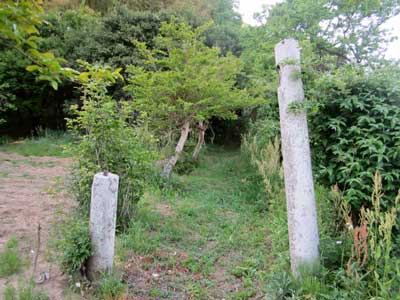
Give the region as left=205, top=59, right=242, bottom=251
left=125, top=20, right=258, bottom=133
left=0, top=0, right=75, bottom=88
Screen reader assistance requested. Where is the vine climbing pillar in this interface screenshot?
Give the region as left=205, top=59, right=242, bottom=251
left=275, top=39, right=320, bottom=276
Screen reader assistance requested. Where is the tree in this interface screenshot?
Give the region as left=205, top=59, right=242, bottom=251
left=240, top=0, right=400, bottom=209
left=204, top=0, right=242, bottom=56
left=125, top=20, right=258, bottom=178
left=0, top=0, right=75, bottom=124
left=254, top=0, right=400, bottom=64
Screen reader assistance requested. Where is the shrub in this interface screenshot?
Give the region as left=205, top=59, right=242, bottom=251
left=67, top=62, right=156, bottom=229
left=308, top=67, right=400, bottom=209
left=0, top=237, right=23, bottom=278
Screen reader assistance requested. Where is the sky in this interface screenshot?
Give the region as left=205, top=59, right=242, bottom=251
left=237, top=0, right=400, bottom=59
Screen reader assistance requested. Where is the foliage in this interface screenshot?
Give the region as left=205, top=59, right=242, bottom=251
left=125, top=20, right=257, bottom=175
left=203, top=0, right=242, bottom=56
left=241, top=135, right=282, bottom=212
left=50, top=211, right=92, bottom=276
left=246, top=137, right=400, bottom=299
left=126, top=20, right=251, bottom=128
left=264, top=178, right=400, bottom=299
left=0, top=237, right=23, bottom=278
left=0, top=0, right=78, bottom=128
left=240, top=0, right=400, bottom=210
left=1, top=6, right=170, bottom=133
left=352, top=172, right=400, bottom=298
left=0, top=0, right=75, bottom=87
left=308, top=67, right=400, bottom=209
left=68, top=62, right=156, bottom=229
left=256, top=0, right=400, bottom=64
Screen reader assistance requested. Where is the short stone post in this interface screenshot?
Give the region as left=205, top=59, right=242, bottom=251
left=275, top=39, right=320, bottom=276
left=88, top=172, right=119, bottom=278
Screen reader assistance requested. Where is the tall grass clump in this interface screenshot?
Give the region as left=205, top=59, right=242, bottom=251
left=0, top=237, right=23, bottom=277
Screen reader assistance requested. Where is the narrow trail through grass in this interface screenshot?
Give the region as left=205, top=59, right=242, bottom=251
left=119, top=147, right=271, bottom=300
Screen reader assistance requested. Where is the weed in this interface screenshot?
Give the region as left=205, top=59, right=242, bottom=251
left=0, top=237, right=23, bottom=277
left=96, top=273, right=126, bottom=300
left=50, top=211, right=92, bottom=276
left=185, top=281, right=208, bottom=300
left=3, top=282, right=49, bottom=300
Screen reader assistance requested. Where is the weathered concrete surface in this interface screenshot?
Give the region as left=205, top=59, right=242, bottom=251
left=88, top=172, right=119, bottom=277
left=275, top=39, right=320, bottom=276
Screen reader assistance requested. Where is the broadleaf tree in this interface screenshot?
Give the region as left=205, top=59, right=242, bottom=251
left=0, top=0, right=76, bottom=122
left=125, top=20, right=260, bottom=178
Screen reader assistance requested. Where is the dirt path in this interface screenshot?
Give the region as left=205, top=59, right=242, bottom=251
left=0, top=151, right=75, bottom=299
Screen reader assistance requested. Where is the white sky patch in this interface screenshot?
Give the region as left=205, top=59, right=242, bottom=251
left=237, top=0, right=400, bottom=59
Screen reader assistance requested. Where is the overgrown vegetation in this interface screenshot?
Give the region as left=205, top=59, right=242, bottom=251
left=1, top=0, right=400, bottom=299
left=308, top=67, right=400, bottom=209
left=125, top=20, right=258, bottom=178
left=67, top=62, right=156, bottom=229
left=243, top=138, right=400, bottom=299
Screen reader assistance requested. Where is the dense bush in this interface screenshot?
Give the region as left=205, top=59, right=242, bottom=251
left=308, top=67, right=400, bottom=209
left=68, top=62, right=156, bottom=229
left=243, top=137, right=400, bottom=299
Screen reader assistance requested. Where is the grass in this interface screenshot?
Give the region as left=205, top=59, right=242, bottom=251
left=0, top=237, right=24, bottom=278
left=0, top=130, right=72, bottom=157
left=117, top=147, right=271, bottom=299
left=4, top=282, right=49, bottom=300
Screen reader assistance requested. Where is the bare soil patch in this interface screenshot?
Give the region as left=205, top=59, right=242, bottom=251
left=0, top=152, right=75, bottom=299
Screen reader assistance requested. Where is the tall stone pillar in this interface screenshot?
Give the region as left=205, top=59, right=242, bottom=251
left=275, top=39, right=319, bottom=276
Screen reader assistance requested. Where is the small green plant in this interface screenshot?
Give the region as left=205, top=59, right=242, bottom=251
left=50, top=212, right=92, bottom=276
left=3, top=282, right=49, bottom=300
left=3, top=284, right=16, bottom=300
left=0, top=237, right=23, bottom=277
left=186, top=281, right=208, bottom=300
left=96, top=273, right=126, bottom=300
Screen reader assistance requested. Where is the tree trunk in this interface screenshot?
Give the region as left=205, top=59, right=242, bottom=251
left=162, top=121, right=190, bottom=179
left=192, top=121, right=208, bottom=161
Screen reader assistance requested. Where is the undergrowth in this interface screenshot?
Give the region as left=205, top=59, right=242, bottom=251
left=0, top=129, right=72, bottom=157
left=242, top=136, right=400, bottom=299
